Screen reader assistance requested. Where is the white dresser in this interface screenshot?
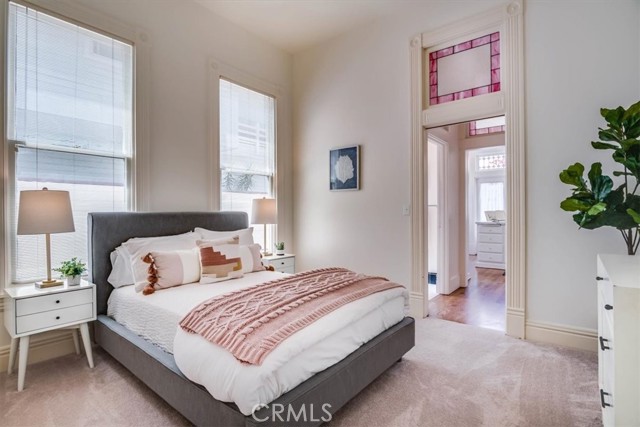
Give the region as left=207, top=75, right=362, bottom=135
left=597, top=254, right=640, bottom=427
left=475, top=222, right=505, bottom=270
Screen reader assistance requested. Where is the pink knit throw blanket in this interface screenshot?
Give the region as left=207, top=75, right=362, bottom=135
left=180, top=268, right=402, bottom=365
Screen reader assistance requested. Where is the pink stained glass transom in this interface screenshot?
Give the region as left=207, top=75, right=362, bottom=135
left=468, top=120, right=506, bottom=136
left=429, top=32, right=500, bottom=106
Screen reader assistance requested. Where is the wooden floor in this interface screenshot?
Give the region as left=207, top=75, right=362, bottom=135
left=428, top=257, right=505, bottom=331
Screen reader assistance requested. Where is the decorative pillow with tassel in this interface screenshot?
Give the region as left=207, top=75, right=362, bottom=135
left=141, top=248, right=200, bottom=295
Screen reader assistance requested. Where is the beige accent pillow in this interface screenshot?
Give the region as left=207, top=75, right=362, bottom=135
left=122, top=232, right=200, bottom=292
left=141, top=248, right=200, bottom=295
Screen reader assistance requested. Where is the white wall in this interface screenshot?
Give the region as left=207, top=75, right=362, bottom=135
left=0, top=0, right=293, bottom=368
left=525, top=0, right=639, bottom=329
left=292, top=1, right=504, bottom=288
left=293, top=0, right=639, bottom=333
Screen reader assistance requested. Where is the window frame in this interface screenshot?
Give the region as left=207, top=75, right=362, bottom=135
left=1, top=0, right=150, bottom=292
left=209, top=59, right=281, bottom=245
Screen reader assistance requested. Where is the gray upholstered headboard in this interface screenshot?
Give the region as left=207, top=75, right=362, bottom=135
left=87, top=211, right=248, bottom=315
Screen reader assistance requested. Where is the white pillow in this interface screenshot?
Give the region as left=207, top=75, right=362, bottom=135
left=107, top=246, right=135, bottom=288
left=194, top=227, right=254, bottom=245
left=122, top=232, right=200, bottom=292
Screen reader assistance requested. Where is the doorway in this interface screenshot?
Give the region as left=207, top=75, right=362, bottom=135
left=409, top=2, right=525, bottom=338
left=426, top=119, right=506, bottom=331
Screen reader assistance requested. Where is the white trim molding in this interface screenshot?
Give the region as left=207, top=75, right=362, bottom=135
left=410, top=1, right=526, bottom=340
left=409, top=34, right=427, bottom=318
left=525, top=320, right=597, bottom=352
left=207, top=58, right=284, bottom=212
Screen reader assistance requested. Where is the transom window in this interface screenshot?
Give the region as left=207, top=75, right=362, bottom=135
left=469, top=116, right=506, bottom=136
left=428, top=32, right=500, bottom=105
left=7, top=2, right=133, bottom=282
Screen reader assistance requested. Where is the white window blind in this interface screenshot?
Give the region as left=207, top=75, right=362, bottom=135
left=7, top=2, right=133, bottom=282
left=219, top=79, right=275, bottom=248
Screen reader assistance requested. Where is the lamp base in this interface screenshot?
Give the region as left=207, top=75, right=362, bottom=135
left=35, top=279, right=64, bottom=289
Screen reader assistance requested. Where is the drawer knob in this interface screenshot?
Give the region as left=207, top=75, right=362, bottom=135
left=604, top=304, right=613, bottom=311
left=600, top=389, right=613, bottom=408
left=596, top=276, right=605, bottom=281
left=56, top=300, right=60, bottom=304
left=56, top=316, right=60, bottom=320
left=599, top=336, right=611, bottom=351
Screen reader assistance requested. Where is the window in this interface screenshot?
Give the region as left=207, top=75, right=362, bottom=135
left=219, top=79, right=275, bottom=248
left=7, top=3, right=133, bottom=282
left=428, top=32, right=500, bottom=106
left=469, top=116, right=506, bottom=137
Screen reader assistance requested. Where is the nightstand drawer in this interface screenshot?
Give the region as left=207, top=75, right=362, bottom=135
left=16, top=288, right=93, bottom=317
left=16, top=303, right=93, bottom=334
left=277, top=267, right=295, bottom=274
left=267, top=257, right=294, bottom=269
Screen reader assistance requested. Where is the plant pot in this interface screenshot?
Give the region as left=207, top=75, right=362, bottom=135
left=275, top=249, right=285, bottom=256
left=66, top=275, right=81, bottom=286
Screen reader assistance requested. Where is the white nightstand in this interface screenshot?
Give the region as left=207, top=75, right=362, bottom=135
left=263, top=253, right=296, bottom=274
left=4, top=280, right=97, bottom=391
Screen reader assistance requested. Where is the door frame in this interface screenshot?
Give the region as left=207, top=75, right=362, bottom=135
left=426, top=135, right=449, bottom=296
left=409, top=1, right=526, bottom=338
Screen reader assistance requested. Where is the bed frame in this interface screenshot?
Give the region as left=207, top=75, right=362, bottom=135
left=88, top=212, right=415, bottom=427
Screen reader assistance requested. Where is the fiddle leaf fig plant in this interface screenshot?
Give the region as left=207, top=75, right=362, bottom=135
left=560, top=101, right=640, bottom=255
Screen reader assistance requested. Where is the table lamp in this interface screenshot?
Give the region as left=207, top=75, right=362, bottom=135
left=17, top=188, right=75, bottom=288
left=251, top=197, right=276, bottom=256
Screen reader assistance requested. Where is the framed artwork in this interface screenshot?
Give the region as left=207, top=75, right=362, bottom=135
left=330, top=145, right=360, bottom=191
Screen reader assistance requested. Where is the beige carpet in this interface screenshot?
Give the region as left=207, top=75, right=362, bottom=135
left=0, top=318, right=601, bottom=427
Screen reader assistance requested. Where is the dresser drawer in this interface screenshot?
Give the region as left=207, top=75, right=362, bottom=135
left=16, top=303, right=93, bottom=334
left=477, top=233, right=503, bottom=243
left=16, top=288, right=93, bottom=317
left=477, top=252, right=504, bottom=263
left=477, top=243, right=503, bottom=254
left=276, top=267, right=295, bottom=274
left=477, top=225, right=504, bottom=235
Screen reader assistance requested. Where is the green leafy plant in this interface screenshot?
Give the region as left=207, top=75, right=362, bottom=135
left=54, top=257, right=87, bottom=277
left=560, top=101, right=640, bottom=255
left=275, top=242, right=285, bottom=251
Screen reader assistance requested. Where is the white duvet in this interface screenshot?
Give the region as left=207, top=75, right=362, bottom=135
left=108, top=271, right=408, bottom=415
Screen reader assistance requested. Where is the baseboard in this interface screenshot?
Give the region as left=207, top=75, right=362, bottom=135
left=506, top=307, right=525, bottom=339
left=525, top=320, right=597, bottom=352
left=0, top=330, right=76, bottom=372
left=410, top=291, right=427, bottom=319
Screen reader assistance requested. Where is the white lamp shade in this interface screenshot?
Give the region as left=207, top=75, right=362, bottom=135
left=251, top=198, right=277, bottom=225
left=17, top=189, right=75, bottom=235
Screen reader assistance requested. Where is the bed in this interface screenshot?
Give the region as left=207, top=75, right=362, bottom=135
left=88, top=211, right=415, bottom=426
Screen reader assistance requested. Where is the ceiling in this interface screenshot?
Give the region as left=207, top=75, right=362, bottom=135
left=195, top=1, right=403, bottom=54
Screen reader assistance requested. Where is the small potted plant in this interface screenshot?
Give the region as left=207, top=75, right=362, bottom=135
left=54, top=257, right=87, bottom=286
left=275, top=242, right=285, bottom=256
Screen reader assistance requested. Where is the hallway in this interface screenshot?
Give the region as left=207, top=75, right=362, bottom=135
left=428, top=256, right=505, bottom=331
